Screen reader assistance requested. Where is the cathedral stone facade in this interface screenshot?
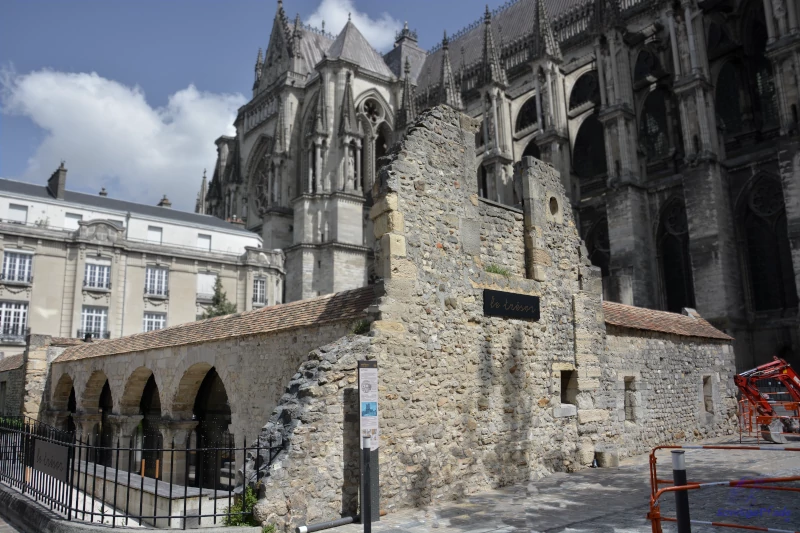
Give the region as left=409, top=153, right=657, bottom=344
left=200, top=0, right=800, bottom=371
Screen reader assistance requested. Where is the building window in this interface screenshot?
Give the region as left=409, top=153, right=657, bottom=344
left=144, top=266, right=169, bottom=297
left=624, top=377, right=636, bottom=422
left=65, top=213, right=83, bottom=230
left=716, top=62, right=744, bottom=137
left=0, top=302, right=28, bottom=340
left=1, top=252, right=33, bottom=284
left=560, top=370, right=577, bottom=405
left=573, top=114, right=607, bottom=180
left=568, top=70, right=600, bottom=110
left=197, top=234, right=211, bottom=252
left=7, top=204, right=28, bottom=224
left=196, top=272, right=216, bottom=302
left=515, top=96, right=538, bottom=132
left=84, top=259, right=111, bottom=290
left=79, top=306, right=108, bottom=339
left=147, top=226, right=163, bottom=244
left=143, top=312, right=166, bottom=332
left=253, top=277, right=267, bottom=306
left=640, top=90, right=671, bottom=161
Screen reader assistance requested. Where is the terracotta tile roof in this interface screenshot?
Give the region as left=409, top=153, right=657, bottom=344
left=602, top=301, right=732, bottom=341
left=54, top=286, right=375, bottom=363
left=0, top=354, right=23, bottom=373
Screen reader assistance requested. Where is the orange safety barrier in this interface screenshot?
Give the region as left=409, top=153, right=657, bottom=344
left=738, top=399, right=800, bottom=444
left=647, top=445, right=800, bottom=533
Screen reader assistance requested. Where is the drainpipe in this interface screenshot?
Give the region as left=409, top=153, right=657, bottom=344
left=295, top=516, right=358, bottom=533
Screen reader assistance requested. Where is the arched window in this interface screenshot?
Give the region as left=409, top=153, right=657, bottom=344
left=522, top=139, right=541, bottom=160
left=657, top=200, right=695, bottom=313
left=569, top=71, right=601, bottom=110
left=716, top=62, right=744, bottom=136
left=515, top=97, right=538, bottom=132
left=707, top=22, right=734, bottom=60
left=740, top=177, right=798, bottom=311
left=634, top=50, right=662, bottom=83
left=573, top=115, right=607, bottom=179
left=745, top=8, right=779, bottom=129
left=640, top=89, right=671, bottom=161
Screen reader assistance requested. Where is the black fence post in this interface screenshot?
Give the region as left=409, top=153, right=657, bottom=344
left=362, top=437, right=371, bottom=533
left=672, top=450, right=691, bottom=533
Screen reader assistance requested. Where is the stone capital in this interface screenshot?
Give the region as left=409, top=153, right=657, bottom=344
left=159, top=420, right=198, bottom=448
left=106, top=414, right=143, bottom=439
left=72, top=413, right=102, bottom=439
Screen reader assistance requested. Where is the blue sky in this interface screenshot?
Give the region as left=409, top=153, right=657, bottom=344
left=0, top=0, right=505, bottom=210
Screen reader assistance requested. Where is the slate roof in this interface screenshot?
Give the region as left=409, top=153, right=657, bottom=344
left=54, top=286, right=375, bottom=363
left=295, top=27, right=335, bottom=76
left=602, top=301, right=733, bottom=341
left=0, top=178, right=253, bottom=235
left=326, top=21, right=396, bottom=78
left=0, top=354, right=23, bottom=373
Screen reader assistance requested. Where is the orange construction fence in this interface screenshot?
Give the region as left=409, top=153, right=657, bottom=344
left=648, top=444, right=800, bottom=533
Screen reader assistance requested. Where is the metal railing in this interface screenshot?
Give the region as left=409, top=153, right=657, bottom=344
left=83, top=279, right=112, bottom=290
left=75, top=330, right=110, bottom=340
left=0, top=416, right=284, bottom=528
left=143, top=287, right=169, bottom=298
left=0, top=325, right=28, bottom=343
left=0, top=272, right=33, bottom=284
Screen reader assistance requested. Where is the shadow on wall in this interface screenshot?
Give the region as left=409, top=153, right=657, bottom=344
left=341, top=388, right=360, bottom=516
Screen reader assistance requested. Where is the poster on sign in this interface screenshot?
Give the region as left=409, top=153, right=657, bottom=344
left=358, top=360, right=379, bottom=451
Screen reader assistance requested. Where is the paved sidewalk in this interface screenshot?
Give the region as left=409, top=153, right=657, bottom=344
left=338, top=437, right=800, bottom=533
left=0, top=516, right=21, bottom=533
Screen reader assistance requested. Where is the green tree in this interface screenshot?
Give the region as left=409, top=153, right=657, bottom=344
left=201, top=277, right=238, bottom=319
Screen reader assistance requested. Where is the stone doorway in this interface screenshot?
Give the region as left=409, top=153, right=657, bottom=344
left=191, top=367, right=232, bottom=489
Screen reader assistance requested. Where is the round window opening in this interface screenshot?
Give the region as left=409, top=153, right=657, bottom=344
left=549, top=197, right=559, bottom=216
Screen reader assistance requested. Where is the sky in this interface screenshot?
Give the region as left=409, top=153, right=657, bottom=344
left=0, top=0, right=507, bottom=211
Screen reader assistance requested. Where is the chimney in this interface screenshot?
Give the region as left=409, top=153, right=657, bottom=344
left=47, top=161, right=67, bottom=200
left=99, top=188, right=108, bottom=197
left=157, top=195, right=172, bottom=208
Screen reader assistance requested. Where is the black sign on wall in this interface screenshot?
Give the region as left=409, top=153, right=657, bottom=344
left=33, top=439, right=70, bottom=483
left=483, top=289, right=541, bottom=320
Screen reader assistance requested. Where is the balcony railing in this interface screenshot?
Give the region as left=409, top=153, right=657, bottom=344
left=252, top=296, right=266, bottom=306
left=83, top=279, right=112, bottom=290
left=196, top=292, right=214, bottom=302
left=0, top=272, right=33, bottom=284
left=0, top=325, right=28, bottom=343
left=76, top=329, right=110, bottom=340
left=143, top=287, right=169, bottom=299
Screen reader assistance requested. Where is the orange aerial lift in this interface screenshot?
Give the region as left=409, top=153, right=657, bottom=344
left=734, top=357, right=800, bottom=443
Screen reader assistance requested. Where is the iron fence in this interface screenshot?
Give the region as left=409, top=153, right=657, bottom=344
left=0, top=416, right=283, bottom=529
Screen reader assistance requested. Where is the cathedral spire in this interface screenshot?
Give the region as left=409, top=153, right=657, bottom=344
left=195, top=169, right=208, bottom=214
left=482, top=5, right=507, bottom=87
left=533, top=0, right=562, bottom=61
left=314, top=78, right=328, bottom=135
left=254, top=48, right=264, bottom=88
left=439, top=31, right=463, bottom=110
left=339, top=72, right=361, bottom=136
left=397, top=57, right=417, bottom=129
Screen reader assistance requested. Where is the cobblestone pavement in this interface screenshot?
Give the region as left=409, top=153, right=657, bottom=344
left=338, top=436, right=800, bottom=533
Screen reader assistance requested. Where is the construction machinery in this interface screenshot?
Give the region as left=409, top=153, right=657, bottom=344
left=734, top=357, right=800, bottom=443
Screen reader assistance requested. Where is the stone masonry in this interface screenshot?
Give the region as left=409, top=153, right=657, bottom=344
left=244, top=106, right=738, bottom=531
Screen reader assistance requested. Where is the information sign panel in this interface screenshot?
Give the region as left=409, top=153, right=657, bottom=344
left=359, top=360, right=379, bottom=451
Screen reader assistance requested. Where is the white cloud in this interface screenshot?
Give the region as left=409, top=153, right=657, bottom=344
left=1, top=68, right=245, bottom=211
left=305, top=0, right=402, bottom=51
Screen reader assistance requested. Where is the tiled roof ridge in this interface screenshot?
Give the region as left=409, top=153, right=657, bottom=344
left=53, top=286, right=375, bottom=363
left=602, top=300, right=732, bottom=341
left=428, top=0, right=523, bottom=53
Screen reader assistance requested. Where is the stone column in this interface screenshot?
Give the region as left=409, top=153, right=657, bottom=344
left=534, top=71, right=544, bottom=126
left=159, top=420, right=198, bottom=486
left=72, top=413, right=102, bottom=444
left=764, top=0, right=777, bottom=42
left=307, top=149, right=314, bottom=193
left=315, top=143, right=322, bottom=192
left=684, top=5, right=700, bottom=73
left=667, top=12, right=682, bottom=77
left=106, top=414, right=142, bottom=471
left=355, top=144, right=362, bottom=191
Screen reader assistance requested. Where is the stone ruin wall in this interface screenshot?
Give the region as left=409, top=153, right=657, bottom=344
left=239, top=106, right=737, bottom=531
left=476, top=199, right=526, bottom=277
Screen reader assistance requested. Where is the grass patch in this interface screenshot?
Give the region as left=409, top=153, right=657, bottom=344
left=485, top=264, right=511, bottom=277
left=223, top=486, right=259, bottom=526
left=352, top=319, right=371, bottom=335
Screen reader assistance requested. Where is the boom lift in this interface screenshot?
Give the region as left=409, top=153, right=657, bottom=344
left=734, top=357, right=800, bottom=443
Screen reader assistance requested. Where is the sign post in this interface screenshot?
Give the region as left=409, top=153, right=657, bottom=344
left=358, top=360, right=379, bottom=524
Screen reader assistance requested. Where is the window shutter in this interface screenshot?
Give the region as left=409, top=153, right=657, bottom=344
left=8, top=205, right=28, bottom=224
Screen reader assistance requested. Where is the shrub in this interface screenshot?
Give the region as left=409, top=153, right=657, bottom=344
left=352, top=319, right=371, bottom=335
left=223, top=486, right=259, bottom=526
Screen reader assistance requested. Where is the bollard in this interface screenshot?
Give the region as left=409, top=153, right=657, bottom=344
left=671, top=450, right=691, bottom=533
left=363, top=437, right=371, bottom=533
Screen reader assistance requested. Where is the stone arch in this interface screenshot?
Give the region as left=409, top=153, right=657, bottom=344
left=568, top=70, right=600, bottom=110
left=656, top=197, right=695, bottom=313
left=170, top=362, right=215, bottom=419
left=81, top=370, right=111, bottom=414
left=52, top=372, right=74, bottom=412
left=639, top=88, right=671, bottom=161
left=634, top=49, right=661, bottom=83
left=521, top=138, right=541, bottom=160
left=572, top=114, right=607, bottom=179
left=515, top=96, right=538, bottom=132
left=119, top=366, right=159, bottom=415
left=355, top=89, right=394, bottom=131
left=736, top=174, right=798, bottom=312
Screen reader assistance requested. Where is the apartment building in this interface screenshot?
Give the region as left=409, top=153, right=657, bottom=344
left=0, top=164, right=283, bottom=355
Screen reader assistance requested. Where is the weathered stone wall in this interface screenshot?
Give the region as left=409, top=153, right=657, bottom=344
left=600, top=328, right=738, bottom=458
left=477, top=199, right=526, bottom=277
left=244, top=107, right=738, bottom=532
